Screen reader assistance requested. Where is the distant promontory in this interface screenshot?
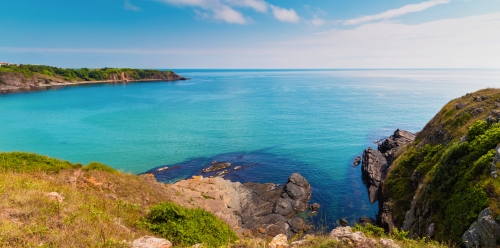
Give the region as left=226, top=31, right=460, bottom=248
left=0, top=64, right=188, bottom=94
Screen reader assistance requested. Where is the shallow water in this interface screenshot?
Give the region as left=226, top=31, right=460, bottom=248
left=1, top=69, right=499, bottom=226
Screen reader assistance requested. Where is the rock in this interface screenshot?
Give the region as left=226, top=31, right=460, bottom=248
left=287, top=218, right=305, bottom=233
left=353, top=156, right=361, bottom=166
left=202, top=162, right=232, bottom=173
left=495, top=102, right=500, bottom=108
left=491, top=145, right=500, bottom=178
left=268, top=234, right=288, bottom=248
left=455, top=102, right=467, bottom=110
left=358, top=217, right=375, bottom=227
left=486, top=115, right=498, bottom=125
left=155, top=166, right=169, bottom=172
left=166, top=173, right=312, bottom=239
left=482, top=95, right=489, bottom=101
left=131, top=236, right=172, bottom=248
left=47, top=192, right=64, bottom=202
left=379, top=238, right=401, bottom=248
left=473, top=96, right=483, bottom=102
left=329, top=226, right=366, bottom=243
left=362, top=147, right=387, bottom=204
left=471, top=108, right=484, bottom=116
left=309, top=203, right=320, bottom=211
left=463, top=208, right=500, bottom=248
left=340, top=218, right=349, bottom=227
left=273, top=173, right=312, bottom=217
left=492, top=109, right=500, bottom=117
left=410, top=169, right=420, bottom=189
left=426, top=223, right=435, bottom=238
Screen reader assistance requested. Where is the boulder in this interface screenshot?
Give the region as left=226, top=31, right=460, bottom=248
left=353, top=156, right=362, bottom=166
left=463, top=208, right=500, bottom=248
left=309, top=203, right=320, bottom=211
left=47, top=192, right=64, bottom=202
left=268, top=234, right=288, bottom=248
left=455, top=103, right=467, bottom=110
left=131, top=236, right=172, bottom=248
left=340, top=218, right=349, bottom=227
left=273, top=173, right=311, bottom=216
left=358, top=217, right=375, bottom=227
left=379, top=238, right=401, bottom=248
left=329, top=226, right=366, bottom=243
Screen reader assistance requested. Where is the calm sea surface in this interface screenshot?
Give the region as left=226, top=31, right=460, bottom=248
left=1, top=69, right=499, bottom=226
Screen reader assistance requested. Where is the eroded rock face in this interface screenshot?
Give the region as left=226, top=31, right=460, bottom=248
left=463, top=208, right=500, bottom=248
left=165, top=173, right=312, bottom=239
left=361, top=129, right=415, bottom=232
left=362, top=148, right=387, bottom=204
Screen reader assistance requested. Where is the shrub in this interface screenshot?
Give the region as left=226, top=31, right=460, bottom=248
left=83, top=161, right=118, bottom=173
left=0, top=152, right=80, bottom=173
left=467, top=120, right=488, bottom=142
left=139, top=202, right=238, bottom=246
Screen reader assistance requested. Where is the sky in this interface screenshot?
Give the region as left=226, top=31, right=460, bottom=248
left=1, top=0, right=500, bottom=68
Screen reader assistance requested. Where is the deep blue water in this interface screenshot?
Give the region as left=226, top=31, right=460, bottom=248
left=1, top=69, right=499, bottom=226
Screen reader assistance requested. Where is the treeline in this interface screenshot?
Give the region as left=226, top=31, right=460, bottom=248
left=0, top=64, right=173, bottom=82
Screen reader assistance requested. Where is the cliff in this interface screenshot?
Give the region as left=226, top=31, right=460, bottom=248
left=364, top=88, right=500, bottom=246
left=0, top=64, right=187, bottom=94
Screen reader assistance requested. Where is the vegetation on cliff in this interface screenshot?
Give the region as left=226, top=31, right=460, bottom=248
left=383, top=88, right=500, bottom=244
left=0, top=64, right=177, bottom=82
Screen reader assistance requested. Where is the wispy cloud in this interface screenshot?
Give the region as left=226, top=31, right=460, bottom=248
left=5, top=10, right=498, bottom=68
left=157, top=0, right=299, bottom=24
left=124, top=0, right=141, bottom=11
left=343, top=0, right=451, bottom=25
left=270, top=5, right=300, bottom=23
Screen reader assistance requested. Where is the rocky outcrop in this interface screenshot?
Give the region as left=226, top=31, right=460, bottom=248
left=462, top=208, right=500, bottom=248
left=273, top=173, right=312, bottom=217
left=329, top=226, right=401, bottom=248
left=164, top=173, right=312, bottom=239
left=361, top=129, right=415, bottom=232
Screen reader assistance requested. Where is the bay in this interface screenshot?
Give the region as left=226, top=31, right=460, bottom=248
left=1, top=69, right=499, bottom=226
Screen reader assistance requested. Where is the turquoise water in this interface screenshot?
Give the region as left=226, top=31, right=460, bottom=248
left=1, top=69, right=499, bottom=225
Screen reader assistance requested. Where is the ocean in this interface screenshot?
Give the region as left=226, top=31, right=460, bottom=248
left=1, top=69, right=499, bottom=226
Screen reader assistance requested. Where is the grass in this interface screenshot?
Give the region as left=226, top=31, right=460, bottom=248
left=0, top=152, right=455, bottom=247
left=139, top=202, right=238, bottom=247
left=383, top=88, right=500, bottom=244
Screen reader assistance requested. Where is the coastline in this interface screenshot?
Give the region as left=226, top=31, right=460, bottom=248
left=0, top=73, right=189, bottom=95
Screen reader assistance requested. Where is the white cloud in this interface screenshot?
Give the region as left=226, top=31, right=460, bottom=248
left=7, top=10, right=499, bottom=68
left=343, top=0, right=451, bottom=25
left=124, top=0, right=141, bottom=11
left=270, top=5, right=300, bottom=23
left=309, top=15, right=325, bottom=26
left=158, top=0, right=299, bottom=24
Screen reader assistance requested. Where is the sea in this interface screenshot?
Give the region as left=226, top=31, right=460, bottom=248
left=1, top=69, right=499, bottom=227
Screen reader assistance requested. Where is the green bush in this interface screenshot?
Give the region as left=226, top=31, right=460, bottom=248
left=83, top=161, right=118, bottom=173
left=353, top=223, right=386, bottom=238
left=139, top=202, right=238, bottom=246
left=467, top=120, right=488, bottom=142
left=0, top=152, right=80, bottom=173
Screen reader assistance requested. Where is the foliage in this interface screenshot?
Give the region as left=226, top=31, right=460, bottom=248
left=0, top=64, right=175, bottom=82
left=467, top=120, right=488, bottom=141
left=139, top=201, right=238, bottom=247
left=83, top=161, right=118, bottom=173
left=0, top=152, right=80, bottom=173
left=353, top=223, right=385, bottom=238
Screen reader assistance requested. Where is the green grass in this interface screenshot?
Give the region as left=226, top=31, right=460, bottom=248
left=139, top=201, right=238, bottom=247
left=383, top=88, right=500, bottom=244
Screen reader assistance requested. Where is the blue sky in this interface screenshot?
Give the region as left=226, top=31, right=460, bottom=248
left=1, top=0, right=500, bottom=68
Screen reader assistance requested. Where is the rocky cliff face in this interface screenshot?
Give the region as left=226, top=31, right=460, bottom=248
left=163, top=173, right=313, bottom=239
left=361, top=129, right=415, bottom=233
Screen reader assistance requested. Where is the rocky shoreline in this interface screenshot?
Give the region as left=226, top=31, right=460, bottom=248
left=360, top=129, right=416, bottom=232
left=0, top=71, right=188, bottom=94
left=164, top=173, right=317, bottom=239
